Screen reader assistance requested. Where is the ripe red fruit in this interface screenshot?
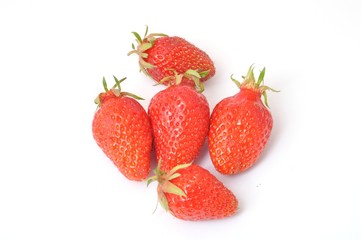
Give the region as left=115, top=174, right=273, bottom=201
left=148, top=71, right=210, bottom=171
left=92, top=76, right=153, bottom=181
left=208, top=66, right=278, bottom=174
left=147, top=163, right=238, bottom=221
left=128, top=26, right=215, bottom=86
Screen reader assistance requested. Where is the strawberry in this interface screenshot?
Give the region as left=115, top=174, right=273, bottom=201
left=128, top=26, right=215, bottom=86
left=92, top=76, right=153, bottom=181
left=148, top=71, right=210, bottom=171
left=147, top=163, right=238, bottom=221
left=208, top=65, right=278, bottom=174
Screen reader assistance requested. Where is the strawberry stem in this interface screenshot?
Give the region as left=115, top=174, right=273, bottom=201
left=232, top=65, right=279, bottom=108
left=231, top=74, right=241, bottom=88
left=128, top=26, right=168, bottom=76
left=144, top=25, right=149, bottom=39
left=146, top=161, right=192, bottom=213
left=95, top=76, right=145, bottom=106
left=102, top=77, right=108, bottom=92
left=112, top=75, right=121, bottom=90
left=131, top=31, right=143, bottom=45
left=184, top=69, right=205, bottom=93
left=256, top=67, right=266, bottom=86
left=157, top=69, right=205, bottom=93
left=121, top=92, right=145, bottom=100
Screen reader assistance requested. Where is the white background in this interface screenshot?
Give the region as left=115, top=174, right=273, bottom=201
left=1, top=0, right=360, bottom=239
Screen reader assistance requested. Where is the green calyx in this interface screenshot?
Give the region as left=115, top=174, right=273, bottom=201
left=94, top=76, right=144, bottom=106
left=157, top=69, right=208, bottom=93
left=147, top=161, right=191, bottom=212
left=231, top=65, right=279, bottom=108
left=127, top=26, right=168, bottom=76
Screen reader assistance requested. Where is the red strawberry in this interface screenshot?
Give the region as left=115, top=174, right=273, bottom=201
left=147, top=163, right=238, bottom=221
left=92, top=76, right=153, bottom=181
left=208, top=66, right=278, bottom=174
left=128, top=26, right=215, bottom=86
left=148, top=71, right=210, bottom=171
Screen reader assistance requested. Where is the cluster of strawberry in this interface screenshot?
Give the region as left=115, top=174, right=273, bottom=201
left=92, top=27, right=277, bottom=221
